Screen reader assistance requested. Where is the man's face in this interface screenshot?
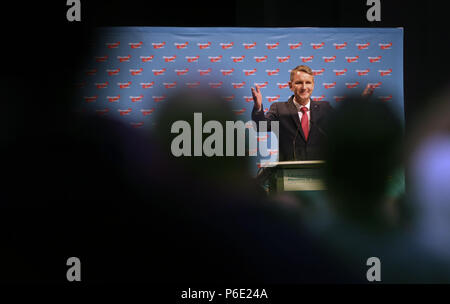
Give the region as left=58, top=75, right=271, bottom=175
left=289, top=71, right=314, bottom=104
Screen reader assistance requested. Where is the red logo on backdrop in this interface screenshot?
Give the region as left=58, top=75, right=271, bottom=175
left=346, top=56, right=359, bottom=63
left=378, top=95, right=393, bottom=102
left=140, top=82, right=154, bottom=89
left=356, top=42, right=370, bottom=50
left=86, top=69, right=97, bottom=76
left=254, top=56, right=268, bottom=63
left=152, top=42, right=166, bottom=49
left=221, top=69, right=234, bottom=76
left=357, top=69, right=370, bottom=76
left=334, top=96, right=346, bottom=102
left=277, top=56, right=290, bottom=63
left=106, top=42, right=120, bottom=49
left=233, top=108, right=246, bottom=115
left=231, top=56, right=245, bottom=62
left=379, top=42, right=393, bottom=50
left=141, top=108, right=155, bottom=117
left=288, top=42, right=302, bottom=49
left=129, top=42, right=143, bottom=49
left=107, top=68, right=120, bottom=76
left=312, top=68, right=325, bottom=76
left=244, top=68, right=257, bottom=76
left=311, top=42, right=325, bottom=49
left=334, top=42, right=347, bottom=49
left=198, top=68, right=212, bottom=76
left=263, top=108, right=269, bottom=113
left=346, top=82, right=360, bottom=89
left=254, top=82, right=268, bottom=88
left=95, top=82, right=108, bottom=89
left=130, top=95, right=144, bottom=102
left=107, top=95, right=120, bottom=102
left=118, top=55, right=131, bottom=62
left=266, top=69, right=279, bottom=76
left=223, top=95, right=235, bottom=101
left=243, top=42, right=257, bottom=49
left=209, top=82, right=223, bottom=89
left=266, top=95, right=280, bottom=102
left=96, top=108, right=109, bottom=116
left=130, top=122, right=144, bottom=128
left=186, top=56, right=200, bottom=63
left=220, top=42, right=234, bottom=49
left=130, top=68, right=143, bottom=76
left=141, top=108, right=155, bottom=116
left=209, top=55, right=223, bottom=62
left=152, top=96, right=167, bottom=102
left=140, top=55, right=154, bottom=62
left=232, top=82, right=246, bottom=89
left=257, top=135, right=268, bottom=142
left=368, top=82, right=382, bottom=89
left=334, top=69, right=347, bottom=76
left=277, top=83, right=289, bottom=89
left=379, top=69, right=392, bottom=76
left=118, top=108, right=132, bottom=116
left=266, top=42, right=279, bottom=49
left=267, top=149, right=278, bottom=156
left=323, top=56, right=336, bottom=63
left=197, top=42, right=211, bottom=49
left=118, top=81, right=132, bottom=89
left=175, top=42, right=189, bottom=49
left=163, top=55, right=176, bottom=62
left=131, top=121, right=145, bottom=128
left=186, top=82, right=201, bottom=89
left=323, top=82, right=336, bottom=89
left=175, top=68, right=189, bottom=76
left=301, top=56, right=314, bottom=63
left=163, top=82, right=177, bottom=89
left=312, top=95, right=325, bottom=101
left=368, top=56, right=382, bottom=63
left=95, top=56, right=108, bottom=62
left=152, top=68, right=166, bottom=76
left=84, top=96, right=97, bottom=103
left=244, top=96, right=254, bottom=102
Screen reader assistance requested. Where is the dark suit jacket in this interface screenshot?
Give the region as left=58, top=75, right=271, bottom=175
left=252, top=95, right=334, bottom=161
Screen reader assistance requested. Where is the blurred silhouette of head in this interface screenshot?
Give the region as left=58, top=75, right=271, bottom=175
left=323, top=95, right=403, bottom=225
left=407, top=87, right=450, bottom=258
left=153, top=88, right=253, bottom=189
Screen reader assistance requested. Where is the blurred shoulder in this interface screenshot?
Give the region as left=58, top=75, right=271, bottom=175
left=313, top=100, right=331, bottom=106
left=312, top=100, right=334, bottom=111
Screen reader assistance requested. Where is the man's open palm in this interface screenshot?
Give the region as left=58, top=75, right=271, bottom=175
left=251, top=84, right=262, bottom=111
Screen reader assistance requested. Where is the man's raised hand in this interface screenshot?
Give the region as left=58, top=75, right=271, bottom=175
left=251, top=84, right=263, bottom=111
left=362, top=83, right=375, bottom=98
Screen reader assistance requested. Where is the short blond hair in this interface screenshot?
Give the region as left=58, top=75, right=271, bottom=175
left=290, top=65, right=313, bottom=81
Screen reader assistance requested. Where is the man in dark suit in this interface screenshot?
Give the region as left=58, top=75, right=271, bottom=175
left=251, top=65, right=334, bottom=161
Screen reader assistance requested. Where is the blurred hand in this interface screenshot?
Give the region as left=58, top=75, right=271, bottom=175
left=251, top=84, right=263, bottom=111
left=362, top=83, right=375, bottom=98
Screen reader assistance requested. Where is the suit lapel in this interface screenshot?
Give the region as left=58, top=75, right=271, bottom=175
left=309, top=100, right=322, bottom=140
left=288, top=96, right=306, bottom=142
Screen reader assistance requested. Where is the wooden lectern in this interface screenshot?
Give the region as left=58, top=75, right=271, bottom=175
left=257, top=160, right=326, bottom=194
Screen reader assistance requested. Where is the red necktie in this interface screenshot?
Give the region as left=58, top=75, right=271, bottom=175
left=300, top=106, right=309, bottom=141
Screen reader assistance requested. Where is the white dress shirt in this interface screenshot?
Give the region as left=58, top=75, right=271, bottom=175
left=293, top=97, right=311, bottom=128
